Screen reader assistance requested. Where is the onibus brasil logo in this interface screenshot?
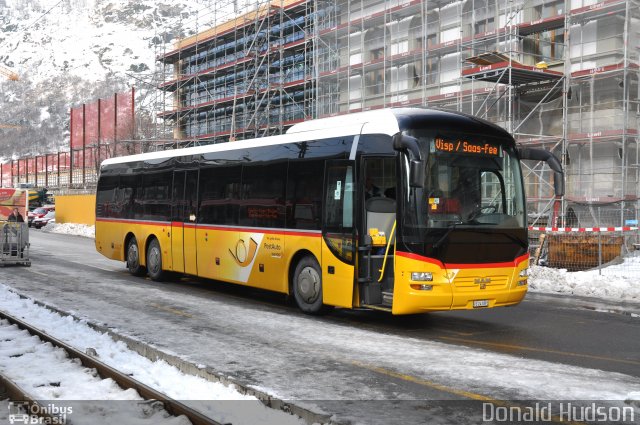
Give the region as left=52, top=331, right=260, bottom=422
left=8, top=401, right=72, bottom=424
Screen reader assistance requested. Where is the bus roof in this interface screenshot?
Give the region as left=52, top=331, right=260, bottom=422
left=101, top=108, right=509, bottom=167
left=286, top=108, right=403, bottom=134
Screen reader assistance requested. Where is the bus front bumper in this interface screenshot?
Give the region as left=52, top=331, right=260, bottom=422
left=391, top=253, right=529, bottom=315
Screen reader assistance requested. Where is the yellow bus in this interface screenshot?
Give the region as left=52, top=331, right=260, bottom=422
left=95, top=108, right=562, bottom=314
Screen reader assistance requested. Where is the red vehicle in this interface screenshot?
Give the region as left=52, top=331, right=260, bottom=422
left=33, top=210, right=55, bottom=229
left=28, top=205, right=55, bottom=227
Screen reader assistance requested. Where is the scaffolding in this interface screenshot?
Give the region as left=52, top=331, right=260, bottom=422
left=158, top=0, right=640, bottom=227
left=157, top=0, right=314, bottom=147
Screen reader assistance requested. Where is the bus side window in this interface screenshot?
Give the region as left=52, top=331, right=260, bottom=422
left=119, top=175, right=138, bottom=220
left=185, top=170, right=198, bottom=221
left=199, top=166, right=241, bottom=225
left=286, top=160, right=323, bottom=230
left=141, top=171, right=172, bottom=221
left=480, top=171, right=504, bottom=214
left=240, top=162, right=287, bottom=228
left=323, top=161, right=355, bottom=263
left=363, top=157, right=396, bottom=200
left=324, top=163, right=354, bottom=232
left=96, top=175, right=118, bottom=218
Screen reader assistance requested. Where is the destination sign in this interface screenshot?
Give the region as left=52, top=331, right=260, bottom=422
left=433, top=137, right=501, bottom=157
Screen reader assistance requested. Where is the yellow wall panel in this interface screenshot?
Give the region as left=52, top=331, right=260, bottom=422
left=56, top=194, right=96, bottom=225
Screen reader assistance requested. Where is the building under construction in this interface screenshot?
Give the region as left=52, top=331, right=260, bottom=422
left=157, top=0, right=640, bottom=226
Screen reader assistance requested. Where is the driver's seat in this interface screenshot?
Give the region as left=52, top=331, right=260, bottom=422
left=365, top=197, right=396, bottom=244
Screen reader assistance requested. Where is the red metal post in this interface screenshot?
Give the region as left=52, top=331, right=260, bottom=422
left=69, top=108, right=74, bottom=187
left=82, top=103, right=86, bottom=186
left=114, top=92, right=118, bottom=157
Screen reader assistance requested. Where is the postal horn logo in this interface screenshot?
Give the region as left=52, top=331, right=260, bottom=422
left=443, top=269, right=459, bottom=282
left=230, top=238, right=258, bottom=267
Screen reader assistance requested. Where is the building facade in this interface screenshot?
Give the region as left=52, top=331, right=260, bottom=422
left=158, top=0, right=640, bottom=226
left=158, top=0, right=314, bottom=143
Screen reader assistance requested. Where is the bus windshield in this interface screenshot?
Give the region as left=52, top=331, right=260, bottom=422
left=401, top=130, right=526, bottom=252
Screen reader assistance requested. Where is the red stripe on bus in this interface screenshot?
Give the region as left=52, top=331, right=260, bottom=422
left=396, top=251, right=528, bottom=269
left=198, top=224, right=322, bottom=238
left=396, top=251, right=445, bottom=267
left=446, top=253, right=529, bottom=269
left=97, top=218, right=320, bottom=238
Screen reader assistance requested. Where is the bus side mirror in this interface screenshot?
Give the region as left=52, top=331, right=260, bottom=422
left=410, top=160, right=425, bottom=188
left=518, top=147, right=564, bottom=197
left=393, top=132, right=425, bottom=188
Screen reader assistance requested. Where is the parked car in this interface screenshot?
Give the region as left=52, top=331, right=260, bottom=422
left=27, top=205, right=55, bottom=227
left=32, top=211, right=55, bottom=229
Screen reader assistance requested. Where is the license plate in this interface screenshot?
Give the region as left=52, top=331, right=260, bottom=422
left=473, top=300, right=489, bottom=308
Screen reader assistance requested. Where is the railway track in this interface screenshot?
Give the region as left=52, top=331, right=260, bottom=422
left=0, top=310, right=223, bottom=425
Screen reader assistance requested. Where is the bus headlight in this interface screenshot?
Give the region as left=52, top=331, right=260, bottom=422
left=517, top=268, right=528, bottom=286
left=411, top=272, right=433, bottom=281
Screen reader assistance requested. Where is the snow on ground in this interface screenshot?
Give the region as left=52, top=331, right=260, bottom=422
left=0, top=320, right=188, bottom=425
left=41, top=222, right=95, bottom=238
left=528, top=258, right=640, bottom=304
left=0, top=285, right=306, bottom=425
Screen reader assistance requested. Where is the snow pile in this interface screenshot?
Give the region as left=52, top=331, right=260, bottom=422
left=41, top=222, right=95, bottom=238
left=529, top=262, right=640, bottom=303
left=0, top=285, right=306, bottom=425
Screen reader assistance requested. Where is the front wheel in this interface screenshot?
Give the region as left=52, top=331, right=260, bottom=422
left=146, top=238, right=165, bottom=281
left=293, top=256, right=330, bottom=315
left=126, top=236, right=145, bottom=276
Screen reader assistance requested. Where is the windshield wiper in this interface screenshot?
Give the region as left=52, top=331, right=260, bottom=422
left=432, top=220, right=462, bottom=249
left=432, top=217, right=498, bottom=249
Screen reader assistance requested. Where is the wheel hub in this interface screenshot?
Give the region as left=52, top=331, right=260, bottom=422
left=298, top=266, right=320, bottom=303
left=128, top=243, right=138, bottom=265
left=148, top=246, right=160, bottom=273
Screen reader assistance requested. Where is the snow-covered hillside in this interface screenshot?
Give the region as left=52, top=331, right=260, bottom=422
left=0, top=0, right=254, bottom=157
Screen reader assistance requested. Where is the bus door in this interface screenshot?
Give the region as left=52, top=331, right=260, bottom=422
left=171, top=169, right=199, bottom=275
left=359, top=157, right=397, bottom=307
left=321, top=160, right=356, bottom=308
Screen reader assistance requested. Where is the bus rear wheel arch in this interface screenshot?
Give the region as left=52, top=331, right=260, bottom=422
left=146, top=237, right=165, bottom=281
left=125, top=234, right=145, bottom=276
left=292, top=255, right=330, bottom=315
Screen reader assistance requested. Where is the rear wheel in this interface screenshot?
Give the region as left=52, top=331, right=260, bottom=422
left=146, top=238, right=165, bottom=281
left=126, top=236, right=145, bottom=276
left=293, top=256, right=330, bottom=315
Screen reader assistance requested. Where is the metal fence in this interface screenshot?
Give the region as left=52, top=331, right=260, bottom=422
left=530, top=205, right=640, bottom=275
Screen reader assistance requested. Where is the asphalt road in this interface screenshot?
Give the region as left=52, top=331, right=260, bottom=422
left=1, top=230, right=639, bottom=424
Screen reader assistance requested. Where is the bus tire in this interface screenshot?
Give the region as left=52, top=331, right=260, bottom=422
left=293, top=256, right=329, bottom=315
left=146, top=238, right=165, bottom=282
left=126, top=236, right=145, bottom=276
